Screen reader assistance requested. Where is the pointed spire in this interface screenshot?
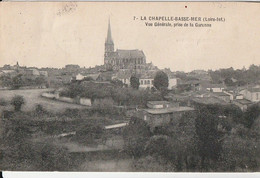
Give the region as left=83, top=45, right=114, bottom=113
left=106, top=17, right=113, bottom=44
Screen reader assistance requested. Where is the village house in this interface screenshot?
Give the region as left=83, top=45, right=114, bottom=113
left=39, top=71, right=48, bottom=77
left=178, top=80, right=201, bottom=91
left=75, top=73, right=103, bottom=81
left=111, top=71, right=131, bottom=86
left=24, top=68, right=40, bottom=76
left=239, top=87, right=260, bottom=102
left=212, top=92, right=231, bottom=103
left=233, top=99, right=253, bottom=112
left=139, top=74, right=154, bottom=89
left=201, top=83, right=226, bottom=93
left=147, top=101, right=171, bottom=109
left=140, top=101, right=194, bottom=130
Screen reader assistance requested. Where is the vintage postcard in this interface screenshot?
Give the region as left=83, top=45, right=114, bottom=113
left=0, top=2, right=259, bottom=172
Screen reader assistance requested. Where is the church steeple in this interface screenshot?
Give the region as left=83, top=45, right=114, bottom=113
left=105, top=18, right=114, bottom=54
left=106, top=19, right=114, bottom=44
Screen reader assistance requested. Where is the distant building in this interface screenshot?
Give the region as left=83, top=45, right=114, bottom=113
left=233, top=99, right=253, bottom=111
left=168, top=78, right=178, bottom=90
left=112, top=71, right=131, bottom=86
left=139, top=75, right=154, bottom=89
left=39, top=71, right=48, bottom=77
left=76, top=73, right=102, bottom=81
left=141, top=101, right=194, bottom=130
left=0, top=70, right=16, bottom=76
left=65, top=64, right=80, bottom=71
left=212, top=92, right=231, bottom=103
left=104, top=20, right=146, bottom=70
left=201, top=83, right=226, bottom=93
left=239, top=87, right=260, bottom=102
left=75, top=73, right=85, bottom=81
left=24, top=68, right=40, bottom=76
left=147, top=101, right=171, bottom=109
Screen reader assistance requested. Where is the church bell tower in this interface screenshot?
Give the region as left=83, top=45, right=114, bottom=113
left=104, top=19, right=114, bottom=66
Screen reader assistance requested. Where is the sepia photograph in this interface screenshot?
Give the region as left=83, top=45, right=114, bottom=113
left=0, top=2, right=260, bottom=172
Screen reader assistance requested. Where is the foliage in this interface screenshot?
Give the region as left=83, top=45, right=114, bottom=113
left=10, top=95, right=25, bottom=111
left=195, top=105, right=223, bottom=170
left=0, top=98, right=8, bottom=106
left=153, top=71, right=169, bottom=92
left=110, top=79, right=124, bottom=88
left=11, top=74, right=23, bottom=89
left=73, top=120, right=105, bottom=145
left=242, top=103, right=260, bottom=128
left=145, top=135, right=170, bottom=157
left=0, top=118, right=73, bottom=171
left=123, top=117, right=151, bottom=158
left=0, top=74, right=47, bottom=89
left=34, top=104, right=47, bottom=115
left=209, top=64, right=260, bottom=86
left=0, top=75, right=12, bottom=87
left=220, top=135, right=259, bottom=171
left=130, top=76, right=140, bottom=89
left=131, top=155, right=175, bottom=172
left=61, top=81, right=162, bottom=107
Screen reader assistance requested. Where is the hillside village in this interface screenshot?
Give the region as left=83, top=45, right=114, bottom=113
left=1, top=60, right=259, bottom=113
left=0, top=20, right=260, bottom=172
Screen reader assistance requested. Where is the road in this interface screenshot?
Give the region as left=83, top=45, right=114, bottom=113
left=0, top=88, right=86, bottom=112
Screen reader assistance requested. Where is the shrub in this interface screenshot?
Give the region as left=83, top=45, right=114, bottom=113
left=10, top=95, right=25, bottom=112
left=123, top=117, right=151, bottom=158
left=2, top=110, right=14, bottom=119
left=73, top=122, right=105, bottom=145
left=0, top=98, right=8, bottom=106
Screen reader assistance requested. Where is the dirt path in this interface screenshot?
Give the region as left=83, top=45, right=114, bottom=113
left=0, top=88, right=85, bottom=112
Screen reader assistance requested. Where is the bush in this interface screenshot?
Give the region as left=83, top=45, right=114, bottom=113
left=0, top=98, right=8, bottom=106
left=2, top=110, right=14, bottom=119
left=73, top=121, right=105, bottom=145
left=10, top=95, right=25, bottom=112
left=35, top=104, right=46, bottom=113
left=123, top=117, right=151, bottom=158
left=63, top=108, right=81, bottom=118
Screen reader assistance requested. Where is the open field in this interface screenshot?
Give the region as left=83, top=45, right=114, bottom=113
left=0, top=89, right=86, bottom=112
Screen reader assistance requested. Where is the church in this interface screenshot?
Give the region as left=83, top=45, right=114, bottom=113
left=104, top=20, right=146, bottom=71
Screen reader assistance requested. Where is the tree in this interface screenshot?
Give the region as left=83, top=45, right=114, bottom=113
left=0, top=75, right=12, bottom=87
left=11, top=74, right=23, bottom=89
left=74, top=121, right=104, bottom=145
left=34, top=76, right=46, bottom=86
left=123, top=117, right=151, bottom=158
left=195, top=105, right=223, bottom=170
left=243, top=103, right=260, bottom=128
left=154, top=71, right=169, bottom=92
left=130, top=76, right=140, bottom=89
left=111, top=79, right=124, bottom=88
left=11, top=95, right=25, bottom=112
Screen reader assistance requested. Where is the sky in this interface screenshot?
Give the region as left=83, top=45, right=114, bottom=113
left=0, top=2, right=260, bottom=72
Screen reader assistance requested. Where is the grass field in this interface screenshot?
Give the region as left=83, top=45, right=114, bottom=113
left=0, top=88, right=85, bottom=112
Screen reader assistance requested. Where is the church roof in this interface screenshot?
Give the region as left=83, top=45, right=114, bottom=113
left=116, top=49, right=145, bottom=59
